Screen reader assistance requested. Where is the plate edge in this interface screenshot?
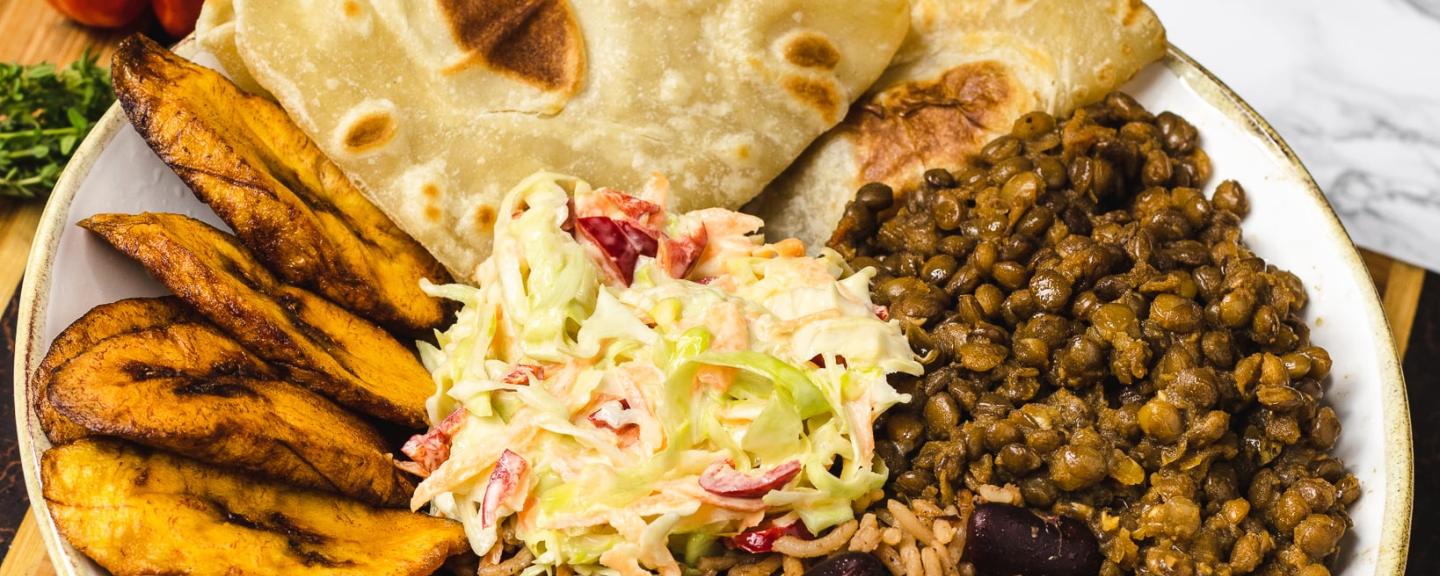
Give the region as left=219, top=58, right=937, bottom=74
left=13, top=101, right=128, bottom=576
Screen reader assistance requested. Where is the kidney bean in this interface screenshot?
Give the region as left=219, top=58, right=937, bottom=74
left=966, top=503, right=1100, bottom=576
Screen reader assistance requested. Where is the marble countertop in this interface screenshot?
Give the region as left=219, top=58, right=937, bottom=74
left=1149, top=0, right=1440, bottom=272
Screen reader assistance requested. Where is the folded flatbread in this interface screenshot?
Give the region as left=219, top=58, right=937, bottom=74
left=748, top=0, right=1167, bottom=247
left=199, top=0, right=911, bottom=277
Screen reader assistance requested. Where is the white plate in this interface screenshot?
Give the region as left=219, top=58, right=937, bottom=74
left=12, top=45, right=1412, bottom=575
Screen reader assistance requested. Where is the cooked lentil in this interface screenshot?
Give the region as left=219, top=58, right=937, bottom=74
left=830, top=92, right=1357, bottom=576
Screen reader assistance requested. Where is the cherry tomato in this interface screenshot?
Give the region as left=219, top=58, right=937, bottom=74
left=152, top=0, right=205, bottom=37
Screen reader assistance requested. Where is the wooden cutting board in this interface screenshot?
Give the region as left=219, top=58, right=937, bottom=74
left=0, top=0, right=1426, bottom=574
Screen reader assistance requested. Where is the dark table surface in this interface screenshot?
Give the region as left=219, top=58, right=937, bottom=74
left=2, top=279, right=1437, bottom=570
left=1404, top=279, right=1439, bottom=571
left=0, top=293, right=29, bottom=549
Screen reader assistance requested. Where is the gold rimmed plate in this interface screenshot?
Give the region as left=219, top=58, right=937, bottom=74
left=12, top=44, right=1412, bottom=575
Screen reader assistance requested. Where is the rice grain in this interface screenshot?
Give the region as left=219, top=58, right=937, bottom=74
left=875, top=544, right=904, bottom=576
left=887, top=499, right=935, bottom=545
left=477, top=549, right=535, bottom=576
left=933, top=518, right=954, bottom=545
left=774, top=520, right=858, bottom=558
left=900, top=541, right=924, bottom=576
left=921, top=545, right=944, bottom=576
left=850, top=513, right=881, bottom=552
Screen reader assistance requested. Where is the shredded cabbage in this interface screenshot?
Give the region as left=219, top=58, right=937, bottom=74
left=409, top=172, right=919, bottom=575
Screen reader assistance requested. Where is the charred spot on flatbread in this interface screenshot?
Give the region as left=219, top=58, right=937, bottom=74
left=341, top=110, right=398, bottom=153
left=782, top=32, right=841, bottom=70
left=472, top=204, right=497, bottom=233
left=853, top=61, right=1023, bottom=191
left=437, top=0, right=586, bottom=94
left=783, top=75, right=843, bottom=124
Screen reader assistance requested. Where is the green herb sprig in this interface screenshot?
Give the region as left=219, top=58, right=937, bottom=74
left=0, top=49, right=115, bottom=199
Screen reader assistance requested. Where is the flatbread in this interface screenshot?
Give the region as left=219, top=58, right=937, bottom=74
left=194, top=0, right=268, bottom=96
left=748, top=0, right=1167, bottom=247
left=205, top=0, right=911, bottom=277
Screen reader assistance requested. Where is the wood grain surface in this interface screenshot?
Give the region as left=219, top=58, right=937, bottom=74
left=0, top=0, right=1428, bottom=574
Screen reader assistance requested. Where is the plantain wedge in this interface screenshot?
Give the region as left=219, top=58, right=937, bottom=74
left=80, top=212, right=432, bottom=427
left=42, top=439, right=467, bottom=576
left=32, top=297, right=199, bottom=444
left=49, top=321, right=416, bottom=506
left=112, top=34, right=453, bottom=334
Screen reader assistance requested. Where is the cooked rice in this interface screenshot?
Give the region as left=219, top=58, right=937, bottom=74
left=887, top=499, right=933, bottom=546
left=477, top=548, right=534, bottom=576
left=773, top=519, right=857, bottom=558
left=932, top=518, right=953, bottom=545
left=912, top=499, right=945, bottom=519
left=936, top=543, right=962, bottom=576
left=899, top=540, right=923, bottom=575
left=850, top=513, right=882, bottom=552
left=468, top=496, right=977, bottom=575
left=921, top=545, right=944, bottom=576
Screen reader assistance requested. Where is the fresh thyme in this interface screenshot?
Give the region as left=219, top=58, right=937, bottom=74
left=0, top=49, right=114, bottom=199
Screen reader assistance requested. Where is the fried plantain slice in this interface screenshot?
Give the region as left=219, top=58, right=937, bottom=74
left=112, top=35, right=453, bottom=334
left=49, top=322, right=416, bottom=506
left=32, top=297, right=198, bottom=444
left=80, top=212, right=432, bottom=427
left=43, top=439, right=467, bottom=576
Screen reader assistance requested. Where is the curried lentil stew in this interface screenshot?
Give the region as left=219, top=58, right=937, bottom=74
left=830, top=92, right=1358, bottom=576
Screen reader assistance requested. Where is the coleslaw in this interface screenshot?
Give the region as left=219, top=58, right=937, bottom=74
left=402, top=172, right=920, bottom=575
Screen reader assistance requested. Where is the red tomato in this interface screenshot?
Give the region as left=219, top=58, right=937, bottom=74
left=46, top=0, right=148, bottom=29
left=152, top=0, right=205, bottom=37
